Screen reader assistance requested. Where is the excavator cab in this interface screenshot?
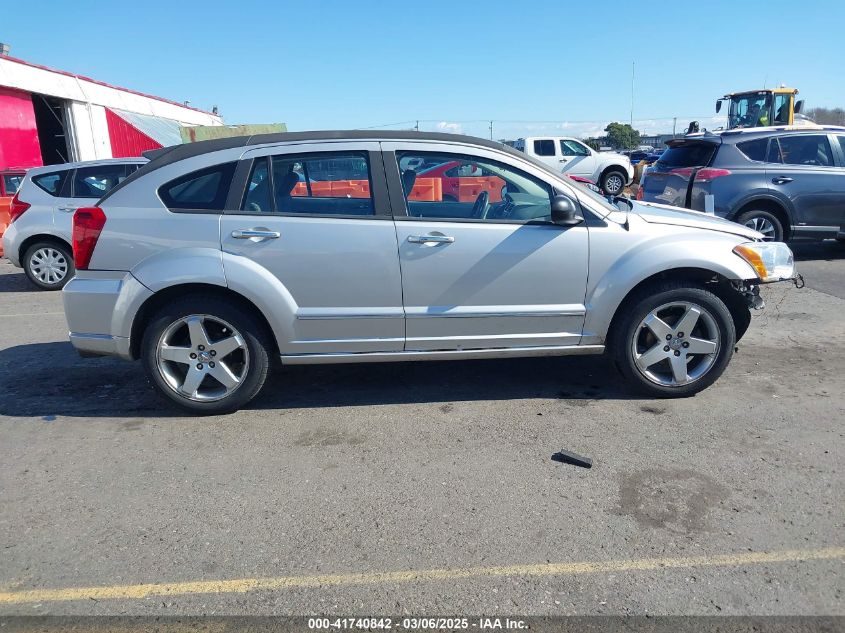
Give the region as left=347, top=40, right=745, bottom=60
left=717, top=88, right=805, bottom=129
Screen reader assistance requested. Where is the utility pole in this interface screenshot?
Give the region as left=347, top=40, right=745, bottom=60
left=673, top=117, right=677, bottom=137
left=415, top=120, right=419, bottom=132
left=630, top=61, right=635, bottom=128
left=489, top=120, right=493, bottom=140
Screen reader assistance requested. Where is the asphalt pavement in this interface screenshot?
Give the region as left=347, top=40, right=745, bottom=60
left=0, top=245, right=842, bottom=616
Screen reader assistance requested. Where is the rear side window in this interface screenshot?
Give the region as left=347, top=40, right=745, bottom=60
left=3, top=174, right=23, bottom=195
left=32, top=171, right=69, bottom=196
left=73, top=164, right=131, bottom=198
left=776, top=135, right=834, bottom=167
left=657, top=143, right=717, bottom=168
left=160, top=162, right=236, bottom=211
left=533, top=140, right=555, bottom=156
left=241, top=153, right=373, bottom=216
left=737, top=138, right=769, bottom=162
left=838, top=136, right=845, bottom=159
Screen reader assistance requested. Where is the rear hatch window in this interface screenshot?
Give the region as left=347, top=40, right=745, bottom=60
left=656, top=142, right=718, bottom=169
left=641, top=140, right=719, bottom=207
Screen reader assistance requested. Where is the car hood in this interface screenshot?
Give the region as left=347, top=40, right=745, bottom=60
left=631, top=201, right=762, bottom=239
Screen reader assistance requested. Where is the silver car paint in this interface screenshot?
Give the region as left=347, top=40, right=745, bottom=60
left=62, top=137, right=762, bottom=363
left=2, top=159, right=145, bottom=268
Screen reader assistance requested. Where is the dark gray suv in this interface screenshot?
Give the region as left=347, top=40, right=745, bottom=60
left=639, top=126, right=845, bottom=242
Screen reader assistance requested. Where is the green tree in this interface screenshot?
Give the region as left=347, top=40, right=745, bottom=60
left=604, top=122, right=641, bottom=150
left=806, top=107, right=845, bottom=126
left=583, top=137, right=600, bottom=151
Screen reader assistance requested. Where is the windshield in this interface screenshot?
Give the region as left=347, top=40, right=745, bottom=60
left=727, top=93, right=772, bottom=129
left=565, top=177, right=618, bottom=213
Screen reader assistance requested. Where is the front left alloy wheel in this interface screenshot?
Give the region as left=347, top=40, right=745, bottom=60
left=612, top=283, right=736, bottom=398
left=141, top=296, right=272, bottom=414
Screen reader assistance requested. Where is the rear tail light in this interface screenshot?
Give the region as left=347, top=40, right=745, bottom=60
left=693, top=168, right=731, bottom=182
left=72, top=207, right=107, bottom=270
left=636, top=185, right=644, bottom=200
left=9, top=193, right=31, bottom=222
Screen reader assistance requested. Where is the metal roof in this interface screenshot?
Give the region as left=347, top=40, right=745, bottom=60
left=101, top=130, right=566, bottom=205
left=109, top=108, right=184, bottom=147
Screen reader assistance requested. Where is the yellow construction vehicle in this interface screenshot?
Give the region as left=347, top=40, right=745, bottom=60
left=716, top=86, right=807, bottom=129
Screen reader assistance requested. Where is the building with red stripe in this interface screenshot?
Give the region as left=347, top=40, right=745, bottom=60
left=0, top=53, right=223, bottom=170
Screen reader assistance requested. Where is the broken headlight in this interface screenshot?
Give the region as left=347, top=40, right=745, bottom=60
left=733, top=242, right=795, bottom=282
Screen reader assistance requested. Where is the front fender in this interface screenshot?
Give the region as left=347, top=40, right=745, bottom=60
left=583, top=232, right=757, bottom=343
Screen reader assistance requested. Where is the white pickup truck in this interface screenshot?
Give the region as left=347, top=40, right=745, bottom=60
left=513, top=136, right=633, bottom=195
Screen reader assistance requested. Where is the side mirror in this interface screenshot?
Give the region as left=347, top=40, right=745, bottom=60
left=551, top=195, right=584, bottom=226
left=794, top=99, right=804, bottom=114
left=716, top=100, right=722, bottom=113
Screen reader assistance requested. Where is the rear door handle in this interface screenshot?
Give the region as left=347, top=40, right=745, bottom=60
left=407, top=234, right=455, bottom=244
left=58, top=206, right=79, bottom=213
left=772, top=177, right=793, bottom=185
left=231, top=229, right=281, bottom=239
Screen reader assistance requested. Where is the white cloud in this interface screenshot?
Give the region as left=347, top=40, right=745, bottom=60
left=436, top=121, right=463, bottom=134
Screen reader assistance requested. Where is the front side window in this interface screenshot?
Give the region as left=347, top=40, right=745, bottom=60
left=776, top=135, right=834, bottom=167
left=533, top=140, right=556, bottom=156
left=396, top=152, right=553, bottom=222
left=837, top=136, right=845, bottom=160
left=241, top=153, right=373, bottom=216
left=73, top=164, right=130, bottom=198
left=560, top=140, right=589, bottom=157
left=159, top=162, right=236, bottom=211
left=32, top=171, right=68, bottom=196
left=773, top=93, right=791, bottom=124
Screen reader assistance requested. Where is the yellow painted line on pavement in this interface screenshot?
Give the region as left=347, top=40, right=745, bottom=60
left=1, top=547, right=843, bottom=604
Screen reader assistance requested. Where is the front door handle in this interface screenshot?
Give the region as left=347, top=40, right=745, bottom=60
left=772, top=177, right=793, bottom=185
left=231, top=229, right=281, bottom=239
left=407, top=234, right=455, bottom=244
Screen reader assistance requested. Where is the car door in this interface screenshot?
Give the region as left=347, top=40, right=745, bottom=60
left=559, top=139, right=597, bottom=178
left=766, top=134, right=844, bottom=238
left=383, top=141, right=589, bottom=351
left=529, top=138, right=560, bottom=170
left=56, top=163, right=136, bottom=241
left=219, top=142, right=405, bottom=355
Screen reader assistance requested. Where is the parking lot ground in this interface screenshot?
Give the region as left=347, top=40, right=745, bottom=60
left=0, top=245, right=843, bottom=616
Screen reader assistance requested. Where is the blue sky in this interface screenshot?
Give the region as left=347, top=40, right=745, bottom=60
left=8, top=0, right=845, bottom=139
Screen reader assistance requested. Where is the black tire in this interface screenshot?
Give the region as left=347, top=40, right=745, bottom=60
left=141, top=295, right=272, bottom=414
left=601, top=170, right=627, bottom=196
left=735, top=209, right=784, bottom=242
left=610, top=282, right=737, bottom=398
left=23, top=240, right=75, bottom=290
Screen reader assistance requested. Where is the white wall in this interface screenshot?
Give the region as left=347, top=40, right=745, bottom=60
left=0, top=57, right=223, bottom=126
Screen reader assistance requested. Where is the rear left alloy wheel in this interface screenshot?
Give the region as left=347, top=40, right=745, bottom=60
left=141, top=296, right=272, bottom=414
left=612, top=283, right=736, bottom=398
left=23, top=241, right=75, bottom=290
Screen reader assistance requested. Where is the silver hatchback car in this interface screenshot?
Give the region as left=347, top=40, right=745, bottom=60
left=62, top=131, right=797, bottom=413
left=2, top=158, right=146, bottom=290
